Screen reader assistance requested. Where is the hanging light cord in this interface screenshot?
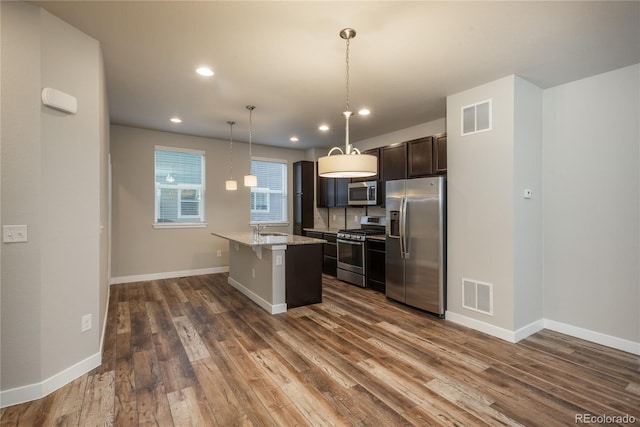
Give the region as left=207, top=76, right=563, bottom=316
left=247, top=105, right=255, bottom=161
left=227, top=121, right=235, bottom=179
left=345, top=35, right=350, bottom=114
left=342, top=29, right=359, bottom=155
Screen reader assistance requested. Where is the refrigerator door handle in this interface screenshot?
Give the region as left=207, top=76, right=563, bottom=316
left=401, top=195, right=409, bottom=259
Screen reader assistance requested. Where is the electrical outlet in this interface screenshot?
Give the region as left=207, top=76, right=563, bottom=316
left=354, top=215, right=358, bottom=222
left=275, top=254, right=283, bottom=266
left=81, top=314, right=92, bottom=332
left=216, top=249, right=222, bottom=257
left=332, top=214, right=337, bottom=221
left=3, top=225, right=28, bottom=243
left=251, top=268, right=255, bottom=278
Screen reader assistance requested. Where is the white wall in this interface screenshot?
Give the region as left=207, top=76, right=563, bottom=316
left=446, top=66, right=639, bottom=353
left=542, top=64, right=639, bottom=347
left=110, top=125, right=306, bottom=280
left=353, top=118, right=446, bottom=153
left=513, top=77, right=543, bottom=331
left=1, top=1, right=43, bottom=392
left=1, top=1, right=109, bottom=406
left=446, top=76, right=518, bottom=333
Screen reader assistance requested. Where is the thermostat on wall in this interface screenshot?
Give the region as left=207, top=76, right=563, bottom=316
left=41, top=87, right=77, bottom=114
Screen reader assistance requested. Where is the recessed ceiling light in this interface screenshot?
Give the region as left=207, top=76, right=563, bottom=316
left=290, top=137, right=299, bottom=142
left=170, top=117, right=182, bottom=123
left=358, top=109, right=370, bottom=116
left=196, top=66, right=214, bottom=77
left=318, top=124, right=329, bottom=131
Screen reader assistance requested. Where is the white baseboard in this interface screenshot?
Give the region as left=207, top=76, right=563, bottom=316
left=514, top=319, right=546, bottom=342
left=110, top=266, right=229, bottom=285
left=0, top=352, right=101, bottom=409
left=445, top=311, right=639, bottom=355
left=227, top=277, right=287, bottom=315
left=445, top=311, right=523, bottom=343
left=99, top=283, right=111, bottom=356
left=544, top=319, right=640, bottom=355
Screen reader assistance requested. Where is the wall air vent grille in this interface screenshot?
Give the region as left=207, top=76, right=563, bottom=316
left=461, top=99, right=492, bottom=135
left=462, top=278, right=493, bottom=315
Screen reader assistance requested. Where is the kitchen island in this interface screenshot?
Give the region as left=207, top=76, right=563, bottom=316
left=211, top=231, right=325, bottom=314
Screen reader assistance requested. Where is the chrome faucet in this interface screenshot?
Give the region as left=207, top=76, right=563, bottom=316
left=251, top=223, right=268, bottom=237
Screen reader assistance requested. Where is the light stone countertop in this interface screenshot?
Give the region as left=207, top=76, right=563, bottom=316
left=303, top=228, right=341, bottom=235
left=211, top=231, right=326, bottom=247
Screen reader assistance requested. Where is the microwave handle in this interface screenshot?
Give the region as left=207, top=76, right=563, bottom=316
left=368, top=185, right=375, bottom=201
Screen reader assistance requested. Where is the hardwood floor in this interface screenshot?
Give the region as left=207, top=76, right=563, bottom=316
left=2, top=273, right=639, bottom=426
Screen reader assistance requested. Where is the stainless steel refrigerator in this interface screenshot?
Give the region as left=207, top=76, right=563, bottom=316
left=386, top=177, right=446, bottom=316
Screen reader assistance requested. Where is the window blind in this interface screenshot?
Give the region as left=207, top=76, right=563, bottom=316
left=155, top=147, right=205, bottom=224
left=250, top=160, right=287, bottom=223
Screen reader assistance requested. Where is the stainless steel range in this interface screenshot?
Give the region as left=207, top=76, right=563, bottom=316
left=337, top=216, right=386, bottom=287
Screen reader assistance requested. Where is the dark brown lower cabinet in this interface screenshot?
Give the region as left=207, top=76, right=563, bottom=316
left=285, top=244, right=322, bottom=308
left=322, top=233, right=337, bottom=276
left=304, top=231, right=337, bottom=276
left=366, top=239, right=385, bottom=293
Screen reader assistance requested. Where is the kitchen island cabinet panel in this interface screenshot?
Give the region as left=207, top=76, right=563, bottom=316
left=286, top=244, right=322, bottom=308
left=212, top=231, right=324, bottom=313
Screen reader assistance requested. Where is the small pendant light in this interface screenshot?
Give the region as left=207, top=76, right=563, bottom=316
left=244, top=105, right=258, bottom=187
left=225, top=120, right=238, bottom=191
left=318, top=28, right=377, bottom=178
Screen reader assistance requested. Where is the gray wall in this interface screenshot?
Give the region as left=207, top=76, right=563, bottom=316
left=1, top=1, right=109, bottom=400
left=542, top=64, right=639, bottom=344
left=446, top=65, right=638, bottom=350
left=110, top=125, right=306, bottom=279
left=513, top=76, right=543, bottom=331
left=446, top=76, right=518, bottom=332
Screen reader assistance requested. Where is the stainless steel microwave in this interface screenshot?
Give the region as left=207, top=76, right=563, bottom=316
left=348, top=181, right=378, bottom=205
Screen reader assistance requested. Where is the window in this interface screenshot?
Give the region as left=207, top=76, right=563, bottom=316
left=250, top=159, right=287, bottom=223
left=154, top=146, right=206, bottom=227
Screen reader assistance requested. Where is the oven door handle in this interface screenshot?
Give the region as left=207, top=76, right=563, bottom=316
left=337, top=239, right=364, bottom=246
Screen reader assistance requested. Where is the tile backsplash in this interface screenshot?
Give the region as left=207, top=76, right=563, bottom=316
left=314, top=205, right=386, bottom=230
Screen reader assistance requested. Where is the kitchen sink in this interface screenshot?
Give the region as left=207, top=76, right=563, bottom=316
left=258, top=232, right=288, bottom=237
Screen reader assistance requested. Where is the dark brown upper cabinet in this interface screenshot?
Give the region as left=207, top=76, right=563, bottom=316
left=381, top=143, right=407, bottom=182
left=293, top=161, right=314, bottom=235
left=407, top=136, right=434, bottom=178
left=316, top=169, right=349, bottom=208
left=433, top=133, right=447, bottom=174
left=351, top=148, right=381, bottom=183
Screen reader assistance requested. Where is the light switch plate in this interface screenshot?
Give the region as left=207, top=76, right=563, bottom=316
left=3, top=225, right=28, bottom=243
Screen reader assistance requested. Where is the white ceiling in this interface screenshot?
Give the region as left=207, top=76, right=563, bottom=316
left=30, top=1, right=640, bottom=150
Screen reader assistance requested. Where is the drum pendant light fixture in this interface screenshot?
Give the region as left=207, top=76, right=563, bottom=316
left=225, top=120, right=238, bottom=191
left=244, top=105, right=258, bottom=187
left=318, top=28, right=377, bottom=178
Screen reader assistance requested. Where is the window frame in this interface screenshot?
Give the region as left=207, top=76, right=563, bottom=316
left=249, top=157, right=289, bottom=225
left=153, top=145, right=207, bottom=229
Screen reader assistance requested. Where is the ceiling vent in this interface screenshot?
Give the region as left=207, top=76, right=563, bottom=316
left=461, top=99, right=492, bottom=135
left=462, top=278, right=493, bottom=315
